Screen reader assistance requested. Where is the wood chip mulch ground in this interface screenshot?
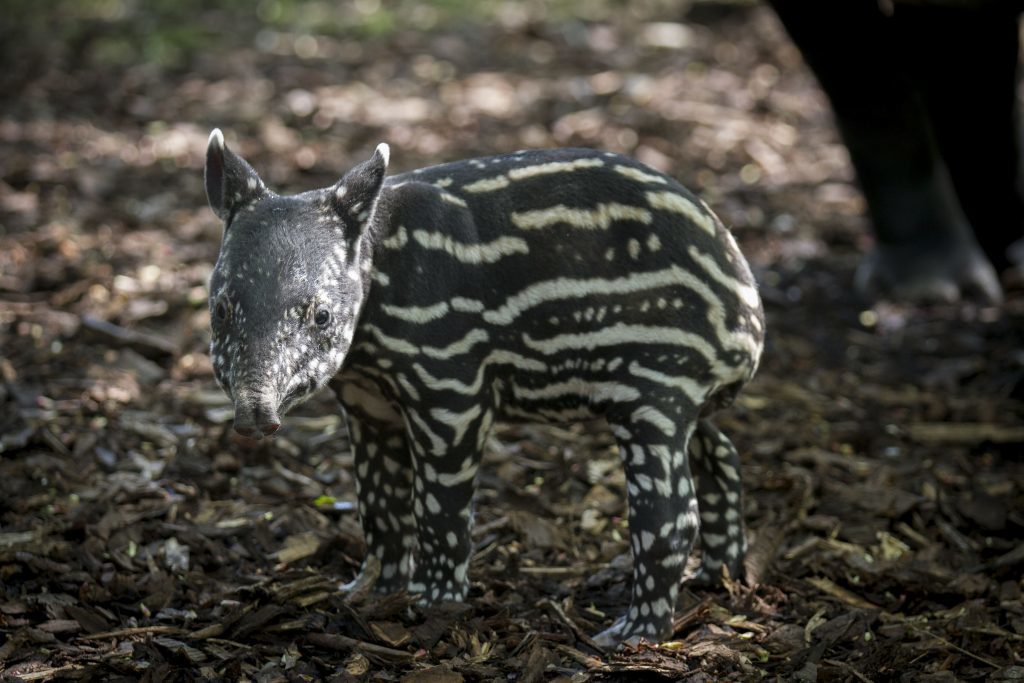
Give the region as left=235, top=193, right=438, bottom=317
left=1, top=2, right=1022, bottom=680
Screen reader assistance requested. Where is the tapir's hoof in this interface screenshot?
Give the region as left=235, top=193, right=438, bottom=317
left=593, top=618, right=631, bottom=650
left=688, top=566, right=722, bottom=589
left=339, top=555, right=381, bottom=602
left=592, top=615, right=671, bottom=650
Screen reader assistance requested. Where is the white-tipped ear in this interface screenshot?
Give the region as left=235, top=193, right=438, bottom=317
left=205, top=128, right=267, bottom=222
left=374, top=142, right=390, bottom=168
left=209, top=128, right=225, bottom=151
left=330, top=144, right=390, bottom=228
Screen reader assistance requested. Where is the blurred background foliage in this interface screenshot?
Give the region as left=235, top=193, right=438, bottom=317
left=3, top=0, right=730, bottom=72
left=3, top=0, right=788, bottom=205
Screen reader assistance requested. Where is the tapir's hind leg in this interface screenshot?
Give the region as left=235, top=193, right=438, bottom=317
left=594, top=404, right=701, bottom=648
left=689, top=419, right=747, bottom=586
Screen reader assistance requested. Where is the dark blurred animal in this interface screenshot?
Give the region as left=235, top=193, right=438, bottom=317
left=767, top=0, right=1023, bottom=303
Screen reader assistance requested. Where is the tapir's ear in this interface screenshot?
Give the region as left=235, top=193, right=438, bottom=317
left=205, top=129, right=267, bottom=222
left=330, top=143, right=389, bottom=228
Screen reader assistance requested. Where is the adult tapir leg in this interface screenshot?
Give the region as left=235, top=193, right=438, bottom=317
left=896, top=2, right=1024, bottom=272
left=767, top=0, right=1001, bottom=302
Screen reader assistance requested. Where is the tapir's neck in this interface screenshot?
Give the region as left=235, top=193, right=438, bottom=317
left=344, top=183, right=468, bottom=372
left=359, top=189, right=407, bottom=316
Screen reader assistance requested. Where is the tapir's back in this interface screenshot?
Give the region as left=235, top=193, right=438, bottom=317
left=387, top=148, right=739, bottom=282
left=366, top=148, right=763, bottom=407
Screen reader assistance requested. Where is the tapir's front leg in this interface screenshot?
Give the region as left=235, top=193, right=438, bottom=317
left=403, top=401, right=492, bottom=602
left=334, top=378, right=416, bottom=594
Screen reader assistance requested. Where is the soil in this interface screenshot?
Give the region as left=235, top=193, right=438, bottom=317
left=1, top=1, right=1022, bottom=680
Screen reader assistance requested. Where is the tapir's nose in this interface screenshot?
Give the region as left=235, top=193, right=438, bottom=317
left=233, top=402, right=281, bottom=439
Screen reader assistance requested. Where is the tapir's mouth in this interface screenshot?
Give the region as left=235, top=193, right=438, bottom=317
left=281, top=377, right=318, bottom=408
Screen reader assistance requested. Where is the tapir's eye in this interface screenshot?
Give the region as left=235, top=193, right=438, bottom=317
left=314, top=308, right=331, bottom=327
left=214, top=299, right=229, bottom=322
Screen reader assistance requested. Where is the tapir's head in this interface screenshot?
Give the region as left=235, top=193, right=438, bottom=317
left=204, top=129, right=389, bottom=438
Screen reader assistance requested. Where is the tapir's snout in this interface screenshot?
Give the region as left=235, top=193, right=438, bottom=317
left=232, top=392, right=281, bottom=439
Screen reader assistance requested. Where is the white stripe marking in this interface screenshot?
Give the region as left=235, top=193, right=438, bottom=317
left=430, top=404, right=482, bottom=447
left=507, top=158, right=604, bottom=180
left=451, top=297, right=485, bottom=313
left=483, top=266, right=692, bottom=326
left=421, top=329, right=490, bottom=359
left=688, top=244, right=760, bottom=310
left=522, top=323, right=719, bottom=364
left=614, top=164, right=668, bottom=185
left=412, top=351, right=546, bottom=395
left=440, top=191, right=468, bottom=207
left=381, top=225, right=408, bottom=249
left=412, top=229, right=529, bottom=264
left=511, top=378, right=639, bottom=404
left=407, top=408, right=446, bottom=456
left=463, top=175, right=510, bottom=193
left=631, top=405, right=677, bottom=438
left=645, top=190, right=716, bottom=235
left=396, top=373, right=421, bottom=402
left=511, top=203, right=652, bottom=231
left=362, top=324, right=419, bottom=355
left=438, top=463, right=479, bottom=487
left=628, top=361, right=706, bottom=404
left=381, top=301, right=450, bottom=323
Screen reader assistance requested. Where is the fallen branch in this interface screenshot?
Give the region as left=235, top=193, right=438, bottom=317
left=306, top=632, right=414, bottom=661
left=80, top=625, right=185, bottom=641
left=519, top=565, right=599, bottom=576
left=553, top=643, right=605, bottom=669
left=5, top=665, right=87, bottom=681
left=905, top=624, right=1002, bottom=669
left=539, top=599, right=605, bottom=654
left=905, top=422, right=1024, bottom=446
left=80, top=314, right=178, bottom=359
left=822, top=658, right=874, bottom=683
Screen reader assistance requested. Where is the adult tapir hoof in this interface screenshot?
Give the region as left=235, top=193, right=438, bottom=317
left=855, top=242, right=1003, bottom=305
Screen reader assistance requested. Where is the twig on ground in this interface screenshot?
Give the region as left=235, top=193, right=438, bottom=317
left=306, top=632, right=414, bottom=661
left=539, top=599, right=606, bottom=654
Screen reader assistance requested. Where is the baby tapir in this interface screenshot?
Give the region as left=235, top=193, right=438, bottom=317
left=204, top=129, right=765, bottom=647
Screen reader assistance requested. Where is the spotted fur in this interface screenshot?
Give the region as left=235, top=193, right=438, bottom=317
left=204, top=129, right=765, bottom=647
